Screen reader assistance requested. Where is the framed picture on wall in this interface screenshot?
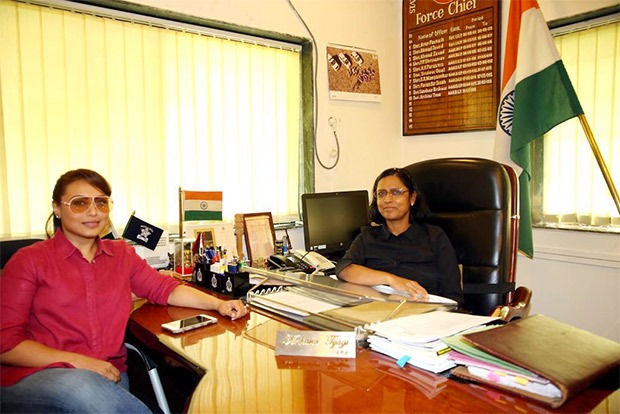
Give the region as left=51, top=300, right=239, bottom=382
left=327, top=44, right=382, bottom=102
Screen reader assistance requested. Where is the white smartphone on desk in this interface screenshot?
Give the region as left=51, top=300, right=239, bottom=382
left=161, top=314, right=218, bottom=334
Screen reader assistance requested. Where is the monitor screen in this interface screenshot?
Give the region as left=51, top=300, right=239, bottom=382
left=301, top=190, right=370, bottom=259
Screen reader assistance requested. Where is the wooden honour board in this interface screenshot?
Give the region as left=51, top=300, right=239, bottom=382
left=403, top=0, right=501, bottom=135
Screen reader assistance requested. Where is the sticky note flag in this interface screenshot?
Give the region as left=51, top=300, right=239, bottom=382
left=396, top=355, right=411, bottom=368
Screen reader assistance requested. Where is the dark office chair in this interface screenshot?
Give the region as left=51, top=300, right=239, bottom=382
left=0, top=238, right=170, bottom=413
left=404, top=158, right=531, bottom=319
left=0, top=238, right=44, bottom=270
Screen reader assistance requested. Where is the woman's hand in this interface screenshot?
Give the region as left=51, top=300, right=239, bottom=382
left=0, top=340, right=121, bottom=383
left=67, top=353, right=121, bottom=383
left=168, top=285, right=247, bottom=320
left=217, top=299, right=248, bottom=320
left=387, top=275, right=428, bottom=301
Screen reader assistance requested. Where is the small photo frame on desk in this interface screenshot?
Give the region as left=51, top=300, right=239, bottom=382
left=240, top=212, right=276, bottom=268
left=195, top=228, right=216, bottom=248
left=186, top=222, right=238, bottom=258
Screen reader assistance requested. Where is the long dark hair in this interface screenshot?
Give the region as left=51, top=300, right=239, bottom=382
left=45, top=169, right=112, bottom=238
left=368, top=167, right=429, bottom=225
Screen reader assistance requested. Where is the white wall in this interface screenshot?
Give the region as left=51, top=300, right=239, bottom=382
left=126, top=0, right=620, bottom=342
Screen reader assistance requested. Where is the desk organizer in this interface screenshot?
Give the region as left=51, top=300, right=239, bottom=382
left=192, top=261, right=250, bottom=298
left=192, top=261, right=210, bottom=287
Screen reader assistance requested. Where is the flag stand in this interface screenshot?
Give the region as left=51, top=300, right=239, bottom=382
left=178, top=187, right=184, bottom=239
left=174, top=187, right=195, bottom=276
left=578, top=114, right=620, bottom=214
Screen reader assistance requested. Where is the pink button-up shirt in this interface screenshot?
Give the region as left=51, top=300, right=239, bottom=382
left=0, top=229, right=179, bottom=386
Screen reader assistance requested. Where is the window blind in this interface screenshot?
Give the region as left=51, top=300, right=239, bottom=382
left=0, top=0, right=302, bottom=237
left=532, top=18, right=619, bottom=231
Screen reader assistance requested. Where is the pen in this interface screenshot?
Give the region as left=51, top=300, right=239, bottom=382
left=383, top=299, right=407, bottom=322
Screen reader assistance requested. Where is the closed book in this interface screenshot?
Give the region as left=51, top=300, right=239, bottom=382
left=451, top=314, right=620, bottom=408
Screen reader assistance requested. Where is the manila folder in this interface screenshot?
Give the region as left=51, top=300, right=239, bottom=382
left=453, top=314, right=620, bottom=408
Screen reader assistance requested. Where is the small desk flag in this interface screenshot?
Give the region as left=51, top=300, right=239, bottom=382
left=122, top=214, right=164, bottom=250
left=183, top=191, right=223, bottom=221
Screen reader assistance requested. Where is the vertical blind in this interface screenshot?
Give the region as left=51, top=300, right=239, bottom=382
left=0, top=0, right=302, bottom=238
left=534, top=19, right=619, bottom=229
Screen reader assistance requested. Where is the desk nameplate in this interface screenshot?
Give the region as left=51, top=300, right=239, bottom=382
left=275, top=330, right=356, bottom=358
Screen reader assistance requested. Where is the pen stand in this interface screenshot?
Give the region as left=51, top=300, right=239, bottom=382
left=221, top=271, right=251, bottom=298
left=208, top=269, right=227, bottom=293
left=192, top=261, right=211, bottom=288
left=207, top=270, right=250, bottom=298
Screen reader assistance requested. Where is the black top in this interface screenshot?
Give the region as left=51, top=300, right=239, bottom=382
left=335, top=221, right=464, bottom=304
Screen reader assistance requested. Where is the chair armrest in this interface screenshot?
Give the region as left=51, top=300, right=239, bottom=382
left=125, top=342, right=157, bottom=371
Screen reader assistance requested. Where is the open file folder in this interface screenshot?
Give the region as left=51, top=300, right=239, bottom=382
left=247, top=284, right=452, bottom=333
left=444, top=334, right=563, bottom=401
left=249, top=290, right=341, bottom=318
left=245, top=267, right=462, bottom=333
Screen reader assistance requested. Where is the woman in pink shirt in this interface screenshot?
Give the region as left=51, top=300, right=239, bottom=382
left=0, top=169, right=247, bottom=413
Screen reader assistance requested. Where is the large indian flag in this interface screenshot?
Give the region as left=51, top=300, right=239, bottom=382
left=183, top=191, right=223, bottom=221
left=494, top=0, right=583, bottom=257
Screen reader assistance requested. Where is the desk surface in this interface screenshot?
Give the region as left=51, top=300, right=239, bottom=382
left=129, top=301, right=619, bottom=414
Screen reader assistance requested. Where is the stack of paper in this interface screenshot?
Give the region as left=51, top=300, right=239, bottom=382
left=368, top=335, right=453, bottom=373
left=365, top=311, right=498, bottom=373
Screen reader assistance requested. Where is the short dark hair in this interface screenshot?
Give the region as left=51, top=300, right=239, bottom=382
left=46, top=169, right=112, bottom=238
left=368, top=167, right=429, bottom=225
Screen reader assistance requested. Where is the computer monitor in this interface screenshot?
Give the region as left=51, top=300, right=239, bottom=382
left=301, top=190, right=370, bottom=260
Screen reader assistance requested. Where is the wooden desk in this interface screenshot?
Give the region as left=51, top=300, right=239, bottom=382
left=129, top=301, right=619, bottom=413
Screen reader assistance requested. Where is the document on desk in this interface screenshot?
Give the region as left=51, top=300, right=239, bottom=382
left=371, top=285, right=458, bottom=305
left=366, top=311, right=498, bottom=345
left=365, top=311, right=498, bottom=373
left=368, top=335, right=455, bottom=373
left=249, top=290, right=341, bottom=317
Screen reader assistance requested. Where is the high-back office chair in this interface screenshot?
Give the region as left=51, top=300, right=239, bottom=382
left=0, top=238, right=170, bottom=414
left=404, top=158, right=531, bottom=319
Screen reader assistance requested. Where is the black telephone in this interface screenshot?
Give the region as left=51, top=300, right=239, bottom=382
left=267, top=254, right=314, bottom=273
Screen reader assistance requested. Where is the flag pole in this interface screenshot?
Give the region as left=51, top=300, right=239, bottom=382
left=577, top=114, right=620, bottom=214
left=178, top=187, right=184, bottom=240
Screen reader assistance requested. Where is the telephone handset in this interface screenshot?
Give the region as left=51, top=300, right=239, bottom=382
left=291, top=249, right=336, bottom=272
left=268, top=254, right=313, bottom=273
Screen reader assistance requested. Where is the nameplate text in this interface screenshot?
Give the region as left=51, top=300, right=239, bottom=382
left=275, top=330, right=356, bottom=358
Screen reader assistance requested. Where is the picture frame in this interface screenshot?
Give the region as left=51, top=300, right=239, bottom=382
left=327, top=44, right=382, bottom=102
left=240, top=212, right=276, bottom=267
left=193, top=228, right=216, bottom=249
